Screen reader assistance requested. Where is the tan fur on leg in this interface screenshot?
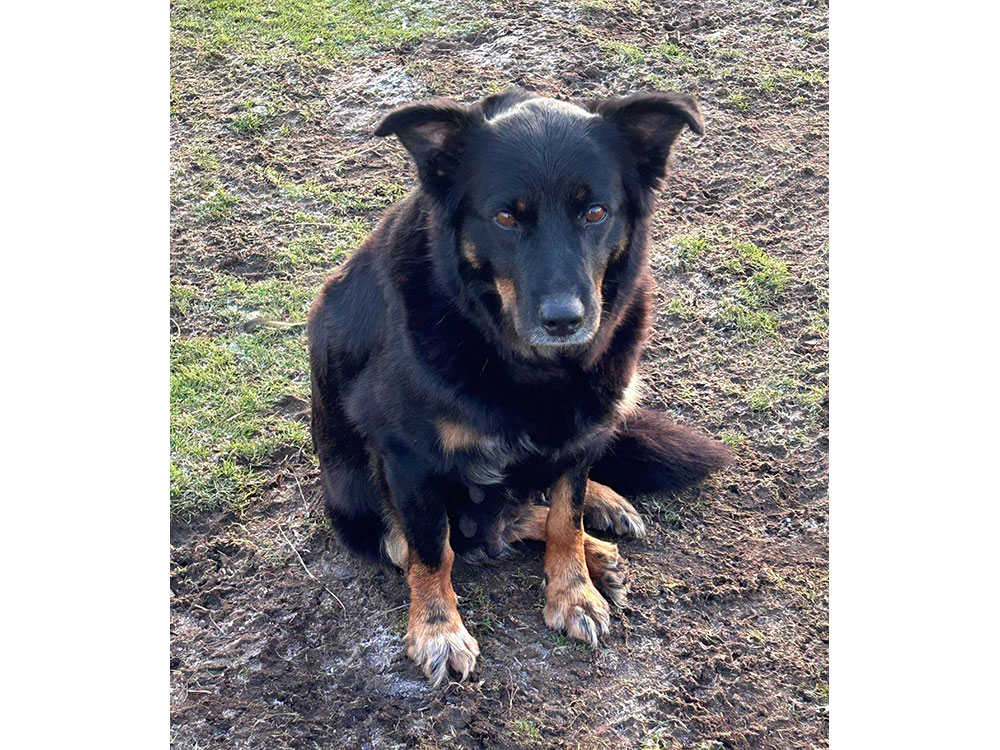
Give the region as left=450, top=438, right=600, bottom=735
left=505, top=504, right=626, bottom=605
left=542, top=475, right=611, bottom=648
left=403, top=535, right=479, bottom=686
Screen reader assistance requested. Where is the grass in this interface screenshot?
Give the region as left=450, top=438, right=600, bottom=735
left=171, top=330, right=312, bottom=519
left=672, top=233, right=709, bottom=266
left=601, top=39, right=691, bottom=66
left=719, top=430, right=746, bottom=448
left=260, top=166, right=406, bottom=211
left=512, top=719, right=542, bottom=740
left=170, top=275, right=319, bottom=519
left=549, top=631, right=592, bottom=654
left=231, top=102, right=267, bottom=133
left=275, top=222, right=368, bottom=272
left=462, top=583, right=501, bottom=636
left=600, top=39, right=646, bottom=64
left=746, top=378, right=798, bottom=413
left=171, top=283, right=198, bottom=316
left=717, top=240, right=790, bottom=338
left=665, top=298, right=694, bottom=318
left=727, top=91, right=749, bottom=111
left=197, top=187, right=238, bottom=220
left=171, top=0, right=480, bottom=64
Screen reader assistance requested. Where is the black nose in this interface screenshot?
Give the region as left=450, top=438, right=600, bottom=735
left=539, top=295, right=585, bottom=337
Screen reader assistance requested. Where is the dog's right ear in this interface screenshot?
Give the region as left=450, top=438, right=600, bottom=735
left=375, top=98, right=477, bottom=196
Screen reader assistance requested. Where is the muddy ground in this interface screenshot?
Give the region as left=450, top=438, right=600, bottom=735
left=170, top=0, right=828, bottom=747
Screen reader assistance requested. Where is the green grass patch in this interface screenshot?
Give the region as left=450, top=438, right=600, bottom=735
left=512, top=719, right=541, bottom=740
left=717, top=241, right=789, bottom=337
left=212, top=276, right=319, bottom=324
left=261, top=166, right=405, bottom=211
left=197, top=187, right=238, bottom=220
left=170, top=329, right=311, bottom=519
left=671, top=232, right=709, bottom=266
left=779, top=67, right=826, bottom=86
left=601, top=39, right=690, bottom=66
left=645, top=72, right=684, bottom=91
left=275, top=222, right=367, bottom=271
left=171, top=283, right=199, bottom=316
left=800, top=384, right=828, bottom=412
left=600, top=39, right=646, bottom=64
left=714, top=47, right=745, bottom=60
left=719, top=430, right=745, bottom=448
left=653, top=42, right=690, bottom=60
left=172, top=0, right=480, bottom=63
left=727, top=91, right=749, bottom=111
left=186, top=146, right=222, bottom=172
left=718, top=303, right=779, bottom=337
left=746, top=378, right=797, bottom=413
left=171, top=277, right=322, bottom=519
left=230, top=101, right=269, bottom=133
left=665, top=298, right=694, bottom=318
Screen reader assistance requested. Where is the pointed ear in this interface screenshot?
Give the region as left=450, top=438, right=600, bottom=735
left=374, top=98, right=476, bottom=195
left=594, top=92, right=704, bottom=188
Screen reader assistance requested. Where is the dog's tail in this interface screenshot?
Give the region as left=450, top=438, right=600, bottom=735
left=589, top=409, right=732, bottom=496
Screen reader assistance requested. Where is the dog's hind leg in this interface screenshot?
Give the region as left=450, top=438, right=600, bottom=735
left=583, top=480, right=646, bottom=538
left=311, top=372, right=390, bottom=561
left=505, top=505, right=627, bottom=607
left=589, top=408, right=732, bottom=497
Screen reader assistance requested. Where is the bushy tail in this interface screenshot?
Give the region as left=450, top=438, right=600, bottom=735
left=589, top=409, right=732, bottom=496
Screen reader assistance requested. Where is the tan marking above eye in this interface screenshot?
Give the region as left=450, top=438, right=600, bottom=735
left=585, top=204, right=607, bottom=223
left=495, top=210, right=516, bottom=227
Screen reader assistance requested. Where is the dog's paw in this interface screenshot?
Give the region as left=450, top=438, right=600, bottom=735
left=543, top=576, right=611, bottom=649
left=404, top=614, right=480, bottom=687
left=584, top=535, right=627, bottom=608
left=584, top=483, right=647, bottom=538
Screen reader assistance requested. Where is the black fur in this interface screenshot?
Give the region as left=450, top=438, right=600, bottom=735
left=309, top=88, right=730, bottom=566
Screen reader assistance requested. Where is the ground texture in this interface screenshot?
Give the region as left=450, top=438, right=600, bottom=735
left=170, top=1, right=828, bottom=747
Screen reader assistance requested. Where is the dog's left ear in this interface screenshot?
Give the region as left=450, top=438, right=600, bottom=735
left=375, top=98, right=477, bottom=196
left=593, top=92, right=704, bottom=189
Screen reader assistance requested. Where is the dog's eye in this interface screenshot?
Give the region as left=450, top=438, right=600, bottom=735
left=585, top=205, right=607, bottom=223
left=494, top=210, right=517, bottom=228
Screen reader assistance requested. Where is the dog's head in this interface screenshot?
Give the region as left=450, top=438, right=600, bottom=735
left=376, top=89, right=702, bottom=353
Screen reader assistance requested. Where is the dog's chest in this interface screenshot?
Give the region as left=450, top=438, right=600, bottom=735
left=446, top=386, right=631, bottom=492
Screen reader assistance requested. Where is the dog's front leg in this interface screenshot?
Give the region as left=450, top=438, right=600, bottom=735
left=382, top=441, right=479, bottom=686
left=543, top=466, right=611, bottom=648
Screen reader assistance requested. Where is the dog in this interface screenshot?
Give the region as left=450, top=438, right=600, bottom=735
left=308, top=88, right=731, bottom=686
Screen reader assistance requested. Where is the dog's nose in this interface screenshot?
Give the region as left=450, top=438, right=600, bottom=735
left=539, top=295, right=585, bottom=337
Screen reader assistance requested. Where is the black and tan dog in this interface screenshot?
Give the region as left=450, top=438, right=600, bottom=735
left=308, top=88, right=730, bottom=685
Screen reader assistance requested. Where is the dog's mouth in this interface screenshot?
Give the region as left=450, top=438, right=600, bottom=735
left=523, top=326, right=597, bottom=349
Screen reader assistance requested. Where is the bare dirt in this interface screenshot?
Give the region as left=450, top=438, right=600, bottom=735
left=170, top=1, right=828, bottom=747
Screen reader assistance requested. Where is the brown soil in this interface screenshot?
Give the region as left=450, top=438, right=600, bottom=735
left=170, top=0, right=828, bottom=747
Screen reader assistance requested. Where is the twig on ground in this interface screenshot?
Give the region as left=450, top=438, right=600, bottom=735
left=243, top=317, right=307, bottom=332
left=277, top=523, right=345, bottom=611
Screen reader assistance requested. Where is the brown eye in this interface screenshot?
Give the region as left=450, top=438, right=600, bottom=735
left=495, top=210, right=516, bottom=228
left=585, top=204, right=607, bottom=223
